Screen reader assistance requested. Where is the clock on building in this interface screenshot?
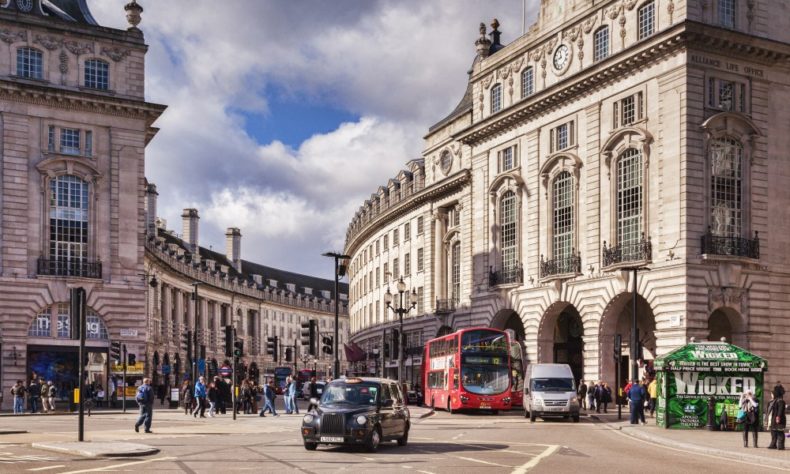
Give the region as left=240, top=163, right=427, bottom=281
left=17, top=0, right=33, bottom=12
left=553, top=44, right=570, bottom=71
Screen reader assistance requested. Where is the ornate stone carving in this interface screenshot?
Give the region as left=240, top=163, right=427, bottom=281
left=0, top=28, right=25, bottom=44
left=34, top=34, right=62, bottom=50
left=746, top=0, right=755, bottom=29
left=101, top=47, right=131, bottom=62
left=64, top=40, right=94, bottom=55
left=667, top=0, right=675, bottom=23
left=607, top=4, right=622, bottom=20
left=530, top=48, right=543, bottom=62
left=708, top=287, right=749, bottom=315
left=564, top=25, right=582, bottom=42
left=124, top=0, right=144, bottom=31
left=482, top=74, right=494, bottom=89
left=624, top=0, right=638, bottom=11
left=582, top=15, right=598, bottom=34
left=511, top=57, right=524, bottom=73
left=59, top=50, right=68, bottom=74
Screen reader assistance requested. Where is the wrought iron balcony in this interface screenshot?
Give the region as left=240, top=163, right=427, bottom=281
left=37, top=258, right=102, bottom=279
left=602, top=234, right=652, bottom=268
left=489, top=263, right=523, bottom=287
left=701, top=230, right=759, bottom=259
left=435, top=298, right=457, bottom=314
left=539, top=252, right=582, bottom=279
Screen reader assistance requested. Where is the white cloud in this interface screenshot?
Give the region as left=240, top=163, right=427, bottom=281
left=90, top=0, right=538, bottom=277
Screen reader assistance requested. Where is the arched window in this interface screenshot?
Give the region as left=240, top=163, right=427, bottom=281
left=593, top=26, right=609, bottom=62
left=17, top=47, right=43, bottom=79
left=500, top=191, right=518, bottom=278
left=491, top=83, right=503, bottom=113
left=84, top=59, right=109, bottom=90
left=521, top=67, right=534, bottom=98
left=616, top=148, right=643, bottom=249
left=552, top=171, right=574, bottom=260
left=28, top=303, right=108, bottom=340
left=709, top=137, right=743, bottom=237
left=49, top=175, right=89, bottom=276
left=451, top=242, right=461, bottom=303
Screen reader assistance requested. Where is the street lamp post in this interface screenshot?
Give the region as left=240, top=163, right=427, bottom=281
left=322, top=252, right=349, bottom=380
left=384, top=277, right=417, bottom=385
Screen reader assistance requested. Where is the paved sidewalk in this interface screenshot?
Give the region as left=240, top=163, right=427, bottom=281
left=587, top=409, right=790, bottom=470
left=32, top=441, right=159, bottom=458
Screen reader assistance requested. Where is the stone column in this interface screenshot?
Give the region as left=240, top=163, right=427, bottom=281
left=433, top=210, right=446, bottom=301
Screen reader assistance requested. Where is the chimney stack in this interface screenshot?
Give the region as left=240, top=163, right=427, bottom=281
left=182, top=208, right=199, bottom=254
left=145, top=182, right=158, bottom=238
left=475, top=22, right=492, bottom=58
left=226, top=227, right=242, bottom=273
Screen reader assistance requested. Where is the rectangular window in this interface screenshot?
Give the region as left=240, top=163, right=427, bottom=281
left=521, top=67, right=534, bottom=98
left=85, top=131, right=93, bottom=157
left=383, top=235, right=389, bottom=250
left=594, top=27, right=610, bottom=62
left=451, top=243, right=461, bottom=303
left=393, top=258, right=399, bottom=278
left=708, top=77, right=747, bottom=112
left=718, top=0, right=736, bottom=29
left=556, top=123, right=569, bottom=151
left=376, top=267, right=380, bottom=287
left=491, top=84, right=503, bottom=113
left=60, top=128, right=81, bottom=155
left=84, top=59, right=109, bottom=90
left=376, top=241, right=380, bottom=255
left=404, top=222, right=410, bottom=241
left=621, top=95, right=635, bottom=126
left=404, top=252, right=411, bottom=275
left=417, top=248, right=424, bottom=272
left=638, top=1, right=655, bottom=40
left=383, top=262, right=388, bottom=283
left=499, top=145, right=517, bottom=172
left=17, top=47, right=43, bottom=79
left=417, top=216, right=424, bottom=235
left=614, top=92, right=644, bottom=128
left=48, top=125, right=56, bottom=152
left=417, top=287, right=424, bottom=314
left=393, top=228, right=399, bottom=246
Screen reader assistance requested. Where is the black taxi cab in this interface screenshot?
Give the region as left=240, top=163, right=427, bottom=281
left=300, top=377, right=410, bottom=452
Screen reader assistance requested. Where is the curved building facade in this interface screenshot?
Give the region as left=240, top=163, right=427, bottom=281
left=347, top=0, right=790, bottom=390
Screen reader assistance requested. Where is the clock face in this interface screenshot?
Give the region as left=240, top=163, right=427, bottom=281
left=16, top=0, right=33, bottom=12
left=553, top=44, right=570, bottom=71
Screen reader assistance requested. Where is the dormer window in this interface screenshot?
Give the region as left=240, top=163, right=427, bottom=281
left=17, top=47, right=43, bottom=79
left=491, top=83, right=503, bottom=113
left=84, top=59, right=110, bottom=90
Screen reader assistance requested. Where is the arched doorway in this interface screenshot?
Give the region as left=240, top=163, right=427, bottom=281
left=553, top=309, right=584, bottom=383
left=491, top=309, right=525, bottom=342
left=599, top=292, right=657, bottom=388
left=436, top=325, right=454, bottom=337
left=707, top=307, right=745, bottom=346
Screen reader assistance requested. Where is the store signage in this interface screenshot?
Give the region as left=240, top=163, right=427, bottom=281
left=690, top=54, right=764, bottom=77
left=120, top=329, right=138, bottom=337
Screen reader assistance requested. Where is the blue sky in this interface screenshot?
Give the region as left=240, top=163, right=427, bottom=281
left=90, top=0, right=535, bottom=279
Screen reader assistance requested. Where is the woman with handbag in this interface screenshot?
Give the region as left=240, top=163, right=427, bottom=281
left=739, top=391, right=760, bottom=448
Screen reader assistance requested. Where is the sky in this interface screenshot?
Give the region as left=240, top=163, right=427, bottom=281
left=91, top=0, right=539, bottom=280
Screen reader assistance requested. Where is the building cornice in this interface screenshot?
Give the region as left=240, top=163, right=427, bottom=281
left=454, top=20, right=790, bottom=147
left=344, top=169, right=471, bottom=256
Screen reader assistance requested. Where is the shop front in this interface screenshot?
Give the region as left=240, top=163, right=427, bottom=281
left=655, top=341, right=767, bottom=429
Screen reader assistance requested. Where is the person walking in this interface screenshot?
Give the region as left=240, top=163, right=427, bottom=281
left=259, top=380, right=278, bottom=417
left=283, top=376, right=293, bottom=414
left=134, top=378, right=154, bottom=433
left=241, top=380, right=253, bottom=414
left=307, top=377, right=319, bottom=411
left=11, top=380, right=25, bottom=415
left=288, top=377, right=299, bottom=414
left=647, top=378, right=658, bottom=417
left=39, top=380, right=49, bottom=413
left=767, top=388, right=786, bottom=450
left=193, top=376, right=207, bottom=418
left=180, top=380, right=193, bottom=415
left=740, top=391, right=760, bottom=447
left=593, top=381, right=603, bottom=413
left=601, top=382, right=612, bottom=413
left=28, top=378, right=41, bottom=414
left=587, top=381, right=596, bottom=413
left=577, top=380, right=588, bottom=411
left=46, top=381, right=57, bottom=413
left=207, top=382, right=218, bottom=417
left=628, top=379, right=647, bottom=425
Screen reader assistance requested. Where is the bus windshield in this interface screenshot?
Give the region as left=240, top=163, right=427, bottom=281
left=531, top=378, right=575, bottom=392
left=461, top=330, right=508, bottom=354
left=461, top=365, right=510, bottom=395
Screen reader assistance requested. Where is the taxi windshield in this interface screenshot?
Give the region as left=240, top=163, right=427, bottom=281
left=320, top=381, right=379, bottom=406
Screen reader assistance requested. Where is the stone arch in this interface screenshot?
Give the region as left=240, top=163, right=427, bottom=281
left=708, top=307, right=746, bottom=346
left=490, top=308, right=525, bottom=343
left=436, top=325, right=454, bottom=337
left=537, top=302, right=585, bottom=383
left=598, top=291, right=656, bottom=385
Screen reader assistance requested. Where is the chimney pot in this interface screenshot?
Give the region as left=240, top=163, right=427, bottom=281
left=226, top=227, right=242, bottom=273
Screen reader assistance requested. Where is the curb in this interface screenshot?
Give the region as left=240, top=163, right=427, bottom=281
left=32, top=442, right=160, bottom=458
left=0, top=430, right=28, bottom=435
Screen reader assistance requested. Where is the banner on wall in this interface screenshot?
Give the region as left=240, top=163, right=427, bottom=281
left=655, top=342, right=767, bottom=429
left=111, top=362, right=144, bottom=375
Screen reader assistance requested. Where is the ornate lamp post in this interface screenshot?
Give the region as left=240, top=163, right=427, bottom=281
left=384, top=277, right=417, bottom=385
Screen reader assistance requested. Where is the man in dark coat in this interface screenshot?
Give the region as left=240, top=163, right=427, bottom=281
left=767, top=389, right=786, bottom=450
left=577, top=380, right=588, bottom=410
left=134, top=378, right=155, bottom=433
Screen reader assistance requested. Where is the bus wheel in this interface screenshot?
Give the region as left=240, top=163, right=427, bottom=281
left=447, top=399, right=453, bottom=414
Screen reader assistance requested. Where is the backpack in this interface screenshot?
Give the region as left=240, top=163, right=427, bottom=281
left=136, top=385, right=150, bottom=405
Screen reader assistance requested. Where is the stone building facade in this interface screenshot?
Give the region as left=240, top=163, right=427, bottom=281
left=0, top=0, right=166, bottom=408
left=346, top=0, right=790, bottom=390
left=143, top=188, right=349, bottom=388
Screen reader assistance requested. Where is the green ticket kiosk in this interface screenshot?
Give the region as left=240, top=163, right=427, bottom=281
left=655, top=341, right=767, bottom=429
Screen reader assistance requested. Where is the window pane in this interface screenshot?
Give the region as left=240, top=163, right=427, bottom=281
left=718, top=0, right=736, bottom=28
left=556, top=124, right=569, bottom=150
left=451, top=242, right=461, bottom=303
left=621, top=96, right=635, bottom=125
left=502, top=147, right=514, bottom=171
left=60, top=128, right=81, bottom=155
left=84, top=59, right=109, bottom=90
left=500, top=192, right=518, bottom=273
left=552, top=171, right=574, bottom=260
left=49, top=175, right=89, bottom=276
left=521, top=68, right=534, bottom=98
left=710, top=138, right=742, bottom=237
left=594, top=27, right=609, bottom=62
left=616, top=149, right=643, bottom=248
left=491, top=84, right=502, bottom=113
left=638, top=2, right=655, bottom=40
left=17, top=47, right=43, bottom=79
left=29, top=308, right=52, bottom=337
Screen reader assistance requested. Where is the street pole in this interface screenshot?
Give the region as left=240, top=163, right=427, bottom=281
left=616, top=334, right=622, bottom=421
left=122, top=344, right=127, bottom=413
left=398, top=292, right=404, bottom=386
left=232, top=327, right=237, bottom=421
left=73, top=288, right=86, bottom=442
left=333, top=256, right=340, bottom=379
left=631, top=268, right=638, bottom=382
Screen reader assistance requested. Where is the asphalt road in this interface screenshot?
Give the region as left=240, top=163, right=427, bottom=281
left=0, top=403, right=781, bottom=473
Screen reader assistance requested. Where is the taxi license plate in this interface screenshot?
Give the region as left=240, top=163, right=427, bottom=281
left=480, top=403, right=491, bottom=409
left=320, top=436, right=344, bottom=443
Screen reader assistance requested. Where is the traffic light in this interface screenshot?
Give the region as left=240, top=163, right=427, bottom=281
left=391, top=329, right=400, bottom=359
left=384, top=342, right=390, bottom=359
left=234, top=340, right=244, bottom=358
left=69, top=287, right=86, bottom=340
left=128, top=353, right=137, bottom=366
left=266, top=336, right=279, bottom=362
left=301, top=320, right=317, bottom=356
left=182, top=330, right=193, bottom=362
left=110, top=341, right=121, bottom=363
left=614, top=334, right=622, bottom=362
left=322, top=335, right=333, bottom=355
left=224, top=326, right=233, bottom=357
left=285, top=347, right=293, bottom=362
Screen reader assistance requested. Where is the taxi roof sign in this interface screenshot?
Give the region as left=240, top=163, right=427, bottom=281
left=345, top=378, right=363, bottom=384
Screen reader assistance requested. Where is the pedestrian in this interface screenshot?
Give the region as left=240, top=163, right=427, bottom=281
left=307, top=377, right=319, bottom=411
left=259, top=379, right=278, bottom=417
left=577, top=380, right=587, bottom=410
left=207, top=382, right=218, bottom=417
left=180, top=379, right=193, bottom=415
left=28, top=378, right=41, bottom=414
left=216, top=376, right=230, bottom=414
left=11, top=380, right=26, bottom=415
left=593, top=381, right=602, bottom=413
left=193, top=376, right=207, bottom=418
left=283, top=376, right=293, bottom=414
left=241, top=380, right=253, bottom=414
left=767, top=388, right=786, bottom=450
left=39, top=380, right=49, bottom=413
left=46, top=381, right=57, bottom=413
left=288, top=376, right=299, bottom=414
left=601, top=382, right=612, bottom=413
left=157, top=383, right=166, bottom=406
left=647, top=378, right=657, bottom=417
left=740, top=391, right=760, bottom=448
left=628, top=379, right=647, bottom=425
left=134, top=377, right=154, bottom=433
left=587, top=381, right=596, bottom=412
left=775, top=381, right=785, bottom=400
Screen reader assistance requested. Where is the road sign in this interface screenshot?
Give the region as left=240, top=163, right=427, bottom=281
left=198, top=359, right=206, bottom=374
left=219, top=365, right=232, bottom=377
left=162, top=364, right=171, bottom=375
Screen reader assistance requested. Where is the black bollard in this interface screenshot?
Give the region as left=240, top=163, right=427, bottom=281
left=707, top=397, right=717, bottom=431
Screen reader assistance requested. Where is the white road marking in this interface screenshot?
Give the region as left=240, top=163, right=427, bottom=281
left=58, top=456, right=177, bottom=474
left=416, top=471, right=436, bottom=474
left=511, top=445, right=560, bottom=474
left=28, top=466, right=66, bottom=472
left=451, top=433, right=464, bottom=440
left=455, top=456, right=512, bottom=468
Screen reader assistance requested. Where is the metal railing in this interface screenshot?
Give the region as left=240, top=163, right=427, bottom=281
left=489, top=263, right=523, bottom=287
left=602, top=234, right=652, bottom=267
left=37, top=258, right=102, bottom=279
left=701, top=230, right=759, bottom=259
left=435, top=299, right=457, bottom=314
left=539, top=252, right=581, bottom=278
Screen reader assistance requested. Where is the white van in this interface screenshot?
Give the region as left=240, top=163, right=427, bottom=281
left=522, top=363, right=580, bottom=422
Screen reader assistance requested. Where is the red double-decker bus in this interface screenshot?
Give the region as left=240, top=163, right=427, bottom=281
left=423, top=327, right=512, bottom=413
